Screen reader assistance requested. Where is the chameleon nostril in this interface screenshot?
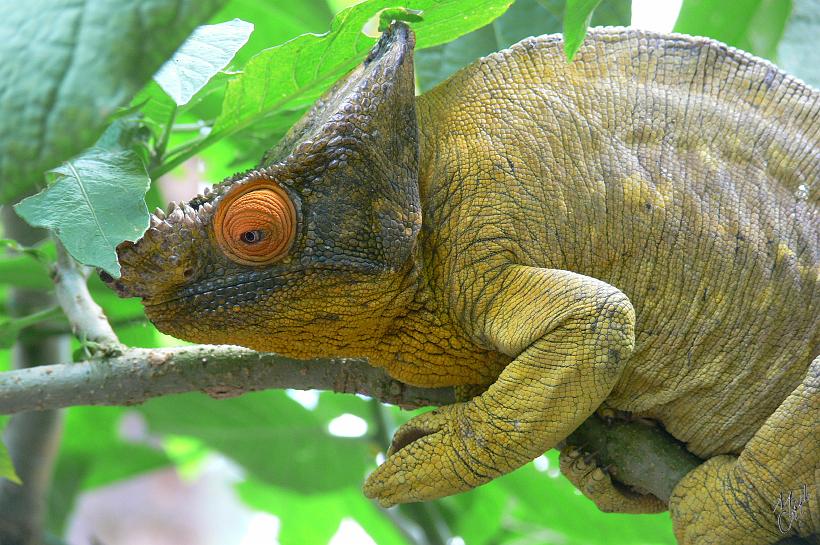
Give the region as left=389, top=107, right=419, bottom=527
left=183, top=267, right=194, bottom=278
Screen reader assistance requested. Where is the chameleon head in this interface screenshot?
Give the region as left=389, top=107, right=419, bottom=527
left=104, top=22, right=422, bottom=358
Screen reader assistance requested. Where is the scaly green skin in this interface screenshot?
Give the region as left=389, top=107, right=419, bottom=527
left=109, top=24, right=819, bottom=544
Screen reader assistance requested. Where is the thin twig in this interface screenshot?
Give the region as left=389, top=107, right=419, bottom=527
left=52, top=242, right=121, bottom=353
left=155, top=106, right=177, bottom=160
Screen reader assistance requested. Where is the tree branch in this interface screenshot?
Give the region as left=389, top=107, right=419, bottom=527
left=0, top=344, right=811, bottom=545
left=0, top=347, right=453, bottom=413
left=0, top=343, right=694, bottom=505
left=563, top=415, right=700, bottom=502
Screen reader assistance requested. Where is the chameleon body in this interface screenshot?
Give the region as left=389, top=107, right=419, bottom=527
left=109, top=24, right=819, bottom=544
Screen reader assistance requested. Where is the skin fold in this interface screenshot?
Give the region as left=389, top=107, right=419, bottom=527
left=107, top=23, right=819, bottom=545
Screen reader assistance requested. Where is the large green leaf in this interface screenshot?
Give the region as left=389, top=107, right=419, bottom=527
left=238, top=481, right=411, bottom=545
left=144, top=0, right=335, bottom=173
left=14, top=144, right=150, bottom=277
left=440, top=482, right=509, bottom=545
left=494, top=452, right=675, bottom=545
left=674, top=0, right=791, bottom=61
left=0, top=0, right=227, bottom=205
left=778, top=0, right=819, bottom=87
left=154, top=18, right=255, bottom=106
left=215, top=0, right=515, bottom=134
left=210, top=0, right=334, bottom=67
left=153, top=0, right=514, bottom=176
left=416, top=0, right=630, bottom=91
left=138, top=390, right=374, bottom=493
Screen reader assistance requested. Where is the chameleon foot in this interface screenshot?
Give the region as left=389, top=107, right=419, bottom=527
left=670, top=455, right=818, bottom=545
left=671, top=357, right=819, bottom=544
left=559, top=445, right=666, bottom=514
left=363, top=403, right=486, bottom=507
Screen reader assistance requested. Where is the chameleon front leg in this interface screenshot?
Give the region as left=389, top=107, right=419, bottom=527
left=363, top=266, right=635, bottom=506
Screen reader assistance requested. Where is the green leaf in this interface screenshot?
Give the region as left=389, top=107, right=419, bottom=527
left=47, top=407, right=170, bottom=534
left=778, top=0, right=820, bottom=87
left=440, top=481, right=509, bottom=545
left=0, top=446, right=20, bottom=484
left=674, top=0, right=791, bottom=61
left=138, top=390, right=375, bottom=493
left=416, top=0, right=629, bottom=91
left=563, top=0, right=603, bottom=61
left=0, top=419, right=21, bottom=485
left=152, top=0, right=514, bottom=177
left=378, top=8, right=425, bottom=32
left=154, top=19, right=255, bottom=106
left=154, top=0, right=335, bottom=180
left=239, top=481, right=344, bottom=545
left=132, top=80, right=179, bottom=138
left=0, top=0, right=227, bottom=205
left=14, top=145, right=150, bottom=277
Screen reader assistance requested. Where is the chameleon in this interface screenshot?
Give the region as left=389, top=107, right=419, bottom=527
left=106, top=22, right=819, bottom=544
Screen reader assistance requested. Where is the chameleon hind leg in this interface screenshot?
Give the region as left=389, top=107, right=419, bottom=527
left=363, top=266, right=635, bottom=506
left=559, top=406, right=666, bottom=514
left=669, top=355, right=819, bottom=545
left=559, top=445, right=667, bottom=513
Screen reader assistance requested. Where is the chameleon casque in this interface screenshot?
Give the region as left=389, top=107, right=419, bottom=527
left=106, top=22, right=819, bottom=544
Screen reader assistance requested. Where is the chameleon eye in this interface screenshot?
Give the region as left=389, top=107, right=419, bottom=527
left=240, top=230, right=264, bottom=244
left=214, top=180, right=296, bottom=266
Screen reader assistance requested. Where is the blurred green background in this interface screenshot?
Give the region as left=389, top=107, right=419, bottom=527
left=0, top=0, right=812, bottom=544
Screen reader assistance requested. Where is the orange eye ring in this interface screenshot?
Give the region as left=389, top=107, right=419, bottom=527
left=214, top=179, right=297, bottom=266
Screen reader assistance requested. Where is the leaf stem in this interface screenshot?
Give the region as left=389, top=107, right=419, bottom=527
left=150, top=134, right=211, bottom=179
left=150, top=105, right=178, bottom=174
left=20, top=316, right=148, bottom=339
left=5, top=306, right=62, bottom=330
left=172, top=121, right=212, bottom=133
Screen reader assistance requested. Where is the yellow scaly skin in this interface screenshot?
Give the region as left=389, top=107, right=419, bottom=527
left=109, top=25, right=819, bottom=544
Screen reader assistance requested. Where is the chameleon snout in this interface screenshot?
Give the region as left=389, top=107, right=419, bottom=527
left=104, top=202, right=210, bottom=301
